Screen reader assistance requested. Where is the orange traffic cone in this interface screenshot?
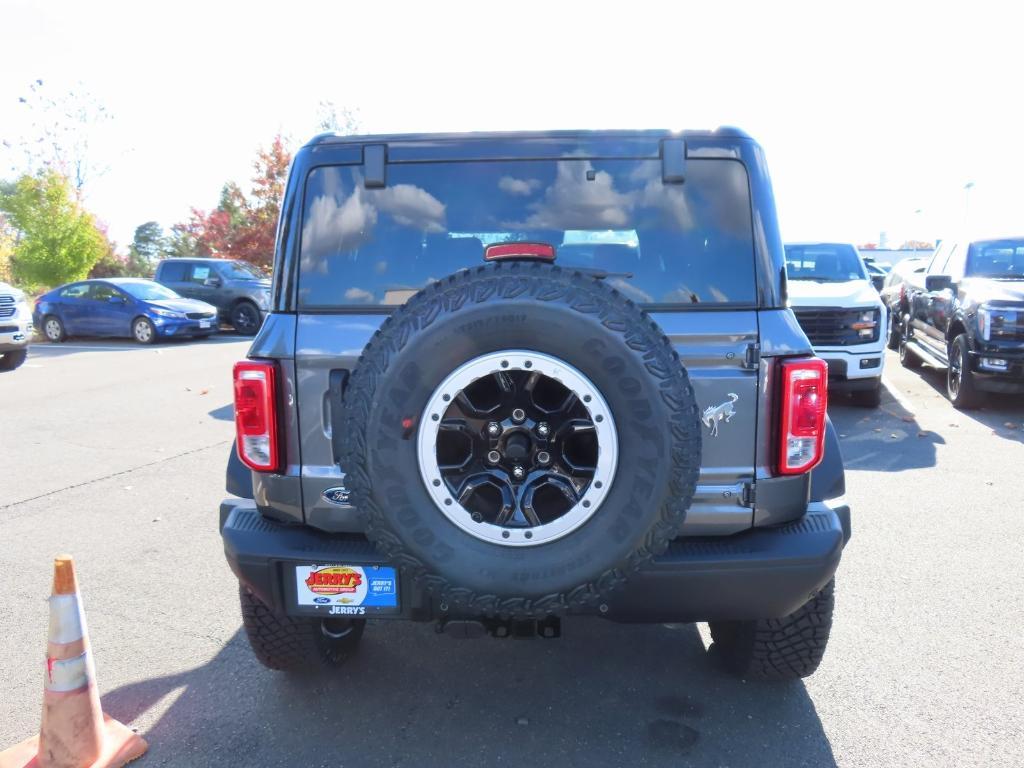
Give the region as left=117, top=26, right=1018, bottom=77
left=0, top=556, right=148, bottom=768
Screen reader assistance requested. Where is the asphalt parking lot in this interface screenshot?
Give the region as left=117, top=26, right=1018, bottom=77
left=2, top=337, right=1023, bottom=767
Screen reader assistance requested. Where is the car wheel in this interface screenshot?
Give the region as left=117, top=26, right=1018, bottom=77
left=132, top=317, right=157, bottom=345
left=43, top=315, right=66, bottom=343
left=709, top=579, right=835, bottom=681
left=947, top=334, right=981, bottom=409
left=238, top=585, right=364, bottom=671
left=0, top=350, right=28, bottom=371
left=339, top=262, right=702, bottom=620
left=898, top=326, right=921, bottom=369
left=886, top=310, right=900, bottom=351
left=231, top=301, right=261, bottom=336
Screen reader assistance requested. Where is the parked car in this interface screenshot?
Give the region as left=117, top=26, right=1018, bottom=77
left=880, top=257, right=928, bottom=349
left=221, top=128, right=850, bottom=682
left=0, top=281, right=33, bottom=371
left=154, top=258, right=270, bottom=336
left=33, top=278, right=219, bottom=344
left=784, top=242, right=888, bottom=407
left=862, top=259, right=890, bottom=292
left=899, top=237, right=1024, bottom=408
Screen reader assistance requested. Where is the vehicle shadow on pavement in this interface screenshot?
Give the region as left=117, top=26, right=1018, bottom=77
left=827, top=385, right=944, bottom=472
left=912, top=366, right=1024, bottom=443
left=206, top=404, right=234, bottom=421
left=27, top=334, right=249, bottom=359
left=101, top=622, right=837, bottom=768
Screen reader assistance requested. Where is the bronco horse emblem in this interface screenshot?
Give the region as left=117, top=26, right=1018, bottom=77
left=701, top=393, right=739, bottom=437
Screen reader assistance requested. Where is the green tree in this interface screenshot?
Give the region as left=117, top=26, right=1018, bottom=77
left=0, top=214, right=15, bottom=283
left=0, top=172, right=107, bottom=287
left=172, top=134, right=293, bottom=269
left=124, top=221, right=166, bottom=275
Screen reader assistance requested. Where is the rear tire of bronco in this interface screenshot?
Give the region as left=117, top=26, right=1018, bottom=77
left=238, top=585, right=365, bottom=671
left=708, top=579, right=834, bottom=681
left=340, top=262, right=702, bottom=620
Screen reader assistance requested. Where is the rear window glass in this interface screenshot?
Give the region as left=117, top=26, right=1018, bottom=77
left=298, top=158, right=755, bottom=308
left=784, top=244, right=866, bottom=282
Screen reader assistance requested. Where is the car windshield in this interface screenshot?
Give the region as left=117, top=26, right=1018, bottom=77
left=120, top=282, right=181, bottom=301
left=219, top=261, right=267, bottom=280
left=966, top=240, right=1024, bottom=278
left=784, top=244, right=867, bottom=282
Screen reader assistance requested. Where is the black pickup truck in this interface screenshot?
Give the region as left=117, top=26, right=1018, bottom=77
left=899, top=237, right=1024, bottom=407
left=221, top=128, right=850, bottom=681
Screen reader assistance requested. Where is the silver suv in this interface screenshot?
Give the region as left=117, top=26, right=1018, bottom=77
left=0, top=281, right=32, bottom=371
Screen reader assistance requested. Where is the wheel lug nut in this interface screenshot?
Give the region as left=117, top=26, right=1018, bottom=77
left=536, top=451, right=550, bottom=465
left=471, top=512, right=483, bottom=523
left=537, top=422, right=549, bottom=437
left=512, top=466, right=525, bottom=480
left=487, top=450, right=501, bottom=464
left=511, top=408, right=526, bottom=423
left=487, top=422, right=501, bottom=436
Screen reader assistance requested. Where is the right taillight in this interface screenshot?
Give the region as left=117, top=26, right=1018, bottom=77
left=777, top=357, right=828, bottom=475
left=233, top=360, right=280, bottom=472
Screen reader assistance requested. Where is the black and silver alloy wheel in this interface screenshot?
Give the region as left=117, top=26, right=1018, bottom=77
left=947, top=342, right=963, bottom=399
left=418, top=350, right=617, bottom=547
left=231, top=302, right=261, bottom=335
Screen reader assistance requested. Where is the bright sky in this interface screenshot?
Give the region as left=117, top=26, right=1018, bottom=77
left=1, top=0, right=1020, bottom=249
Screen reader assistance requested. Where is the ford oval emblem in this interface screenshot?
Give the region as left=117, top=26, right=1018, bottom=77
left=322, top=486, right=351, bottom=505
left=313, top=597, right=331, bottom=604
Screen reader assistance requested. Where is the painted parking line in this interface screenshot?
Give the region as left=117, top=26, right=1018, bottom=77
left=882, top=374, right=917, bottom=414
left=31, top=344, right=138, bottom=351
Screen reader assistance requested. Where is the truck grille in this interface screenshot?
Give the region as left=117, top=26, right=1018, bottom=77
left=793, top=307, right=879, bottom=346
left=0, top=295, right=14, bottom=318
left=186, top=312, right=216, bottom=320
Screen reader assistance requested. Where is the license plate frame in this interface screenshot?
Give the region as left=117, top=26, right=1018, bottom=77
left=288, top=564, right=400, bottom=617
left=199, top=319, right=212, bottom=329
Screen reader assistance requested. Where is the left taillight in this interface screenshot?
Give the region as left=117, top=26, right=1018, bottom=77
left=777, top=357, right=828, bottom=475
left=233, top=360, right=280, bottom=472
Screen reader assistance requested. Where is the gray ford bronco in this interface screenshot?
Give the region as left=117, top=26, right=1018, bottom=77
left=221, top=129, right=850, bottom=681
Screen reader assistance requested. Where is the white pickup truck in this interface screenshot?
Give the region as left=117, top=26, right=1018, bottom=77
left=0, top=281, right=32, bottom=371
left=784, top=243, right=887, bottom=407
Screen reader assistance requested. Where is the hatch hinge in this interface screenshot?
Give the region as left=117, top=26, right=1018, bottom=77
left=741, top=482, right=756, bottom=507
left=742, top=342, right=761, bottom=370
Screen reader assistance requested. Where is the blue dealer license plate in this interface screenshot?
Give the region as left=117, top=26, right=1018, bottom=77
left=292, top=564, right=399, bottom=616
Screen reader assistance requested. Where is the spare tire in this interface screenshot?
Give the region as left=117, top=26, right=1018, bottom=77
left=340, top=262, right=701, bottom=618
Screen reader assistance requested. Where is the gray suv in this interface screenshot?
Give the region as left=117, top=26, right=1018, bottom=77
left=154, top=258, right=270, bottom=335
left=220, top=129, right=850, bottom=681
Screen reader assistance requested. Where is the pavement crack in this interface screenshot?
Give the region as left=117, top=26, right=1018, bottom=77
left=0, top=440, right=231, bottom=511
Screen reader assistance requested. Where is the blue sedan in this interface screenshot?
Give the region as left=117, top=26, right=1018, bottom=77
left=33, top=278, right=220, bottom=344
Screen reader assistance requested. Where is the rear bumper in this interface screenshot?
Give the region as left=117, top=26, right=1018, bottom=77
left=221, top=498, right=850, bottom=624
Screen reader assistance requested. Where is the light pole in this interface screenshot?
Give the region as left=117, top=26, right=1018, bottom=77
left=963, top=182, right=975, bottom=231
